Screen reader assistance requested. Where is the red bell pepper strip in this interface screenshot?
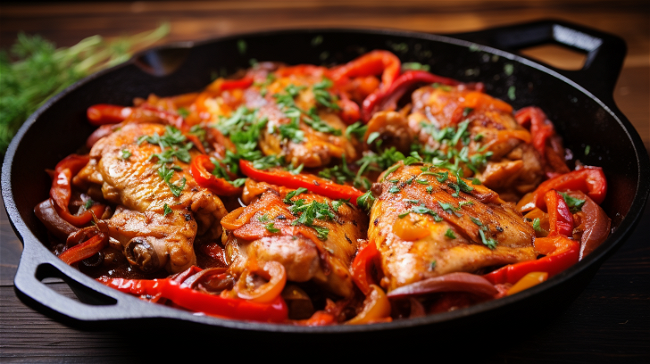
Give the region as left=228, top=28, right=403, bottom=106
left=545, top=190, right=574, bottom=237
left=350, top=241, right=382, bottom=295
left=239, top=160, right=365, bottom=204
left=220, top=77, right=254, bottom=91
left=50, top=154, right=106, bottom=227
left=190, top=155, right=242, bottom=196
left=99, top=277, right=288, bottom=323
left=275, top=65, right=328, bottom=78
left=58, top=233, right=108, bottom=265
left=362, top=70, right=459, bottom=121
left=330, top=50, right=401, bottom=91
left=532, top=167, right=607, bottom=210
left=483, top=234, right=579, bottom=285
left=87, top=104, right=133, bottom=125
left=337, top=92, right=361, bottom=124
left=515, top=106, right=555, bottom=158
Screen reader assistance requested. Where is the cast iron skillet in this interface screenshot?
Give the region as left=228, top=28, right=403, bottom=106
left=3, top=20, right=649, bottom=335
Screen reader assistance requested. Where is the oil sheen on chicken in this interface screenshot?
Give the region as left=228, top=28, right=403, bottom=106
left=221, top=179, right=368, bottom=298
left=368, top=163, right=536, bottom=291
left=75, top=122, right=228, bottom=273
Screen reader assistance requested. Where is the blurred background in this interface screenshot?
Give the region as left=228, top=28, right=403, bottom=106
left=0, top=1, right=649, bottom=361
left=1, top=0, right=648, bottom=147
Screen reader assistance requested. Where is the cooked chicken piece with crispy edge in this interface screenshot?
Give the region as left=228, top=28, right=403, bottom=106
left=365, top=85, right=554, bottom=201
left=198, top=67, right=359, bottom=168
left=368, top=163, right=537, bottom=291
left=221, top=179, right=368, bottom=298
left=75, top=123, right=228, bottom=273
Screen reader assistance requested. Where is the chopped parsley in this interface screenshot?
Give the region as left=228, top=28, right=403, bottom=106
left=121, top=149, right=131, bottom=160
left=332, top=198, right=351, bottom=212
left=284, top=187, right=309, bottom=204
left=532, top=218, right=548, bottom=235
left=472, top=178, right=482, bottom=185
left=312, top=78, right=340, bottom=110
left=177, top=107, right=190, bottom=118
left=158, top=165, right=186, bottom=197
left=84, top=199, right=94, bottom=210
left=163, top=203, right=172, bottom=216
left=389, top=186, right=401, bottom=194
left=367, top=131, right=381, bottom=145
left=357, top=190, right=376, bottom=213
left=559, top=192, right=586, bottom=213
left=399, top=203, right=443, bottom=222
left=455, top=170, right=474, bottom=193
left=426, top=186, right=433, bottom=194
left=265, top=222, right=280, bottom=233
left=429, top=260, right=437, bottom=270
left=479, top=229, right=498, bottom=250
left=444, top=229, right=457, bottom=239
left=258, top=214, right=271, bottom=223
left=345, top=122, right=367, bottom=140
left=286, top=198, right=335, bottom=241
left=138, top=126, right=193, bottom=197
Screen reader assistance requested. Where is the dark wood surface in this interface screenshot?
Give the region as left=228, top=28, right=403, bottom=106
left=1, top=1, right=649, bottom=362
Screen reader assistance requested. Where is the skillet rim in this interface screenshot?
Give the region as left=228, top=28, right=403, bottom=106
left=3, top=24, right=649, bottom=334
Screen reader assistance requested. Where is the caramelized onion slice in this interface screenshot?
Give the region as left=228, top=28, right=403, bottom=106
left=34, top=199, right=79, bottom=240
left=236, top=261, right=287, bottom=303
left=387, top=272, right=498, bottom=299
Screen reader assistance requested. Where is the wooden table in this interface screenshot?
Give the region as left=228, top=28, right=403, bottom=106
left=1, top=1, right=648, bottom=362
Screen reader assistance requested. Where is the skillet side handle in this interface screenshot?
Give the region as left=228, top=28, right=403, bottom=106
left=13, top=236, right=151, bottom=322
left=449, top=19, right=627, bottom=101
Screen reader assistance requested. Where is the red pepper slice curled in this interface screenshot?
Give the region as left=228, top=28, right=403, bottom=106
left=99, top=277, right=288, bottom=323
left=483, top=234, right=579, bottom=285
left=239, top=160, right=364, bottom=204
left=350, top=241, right=382, bottom=295
left=58, top=233, right=108, bottom=265
left=190, top=155, right=242, bottom=196
left=87, top=104, right=133, bottom=125
left=50, top=154, right=106, bottom=227
left=532, top=167, right=607, bottom=210
left=362, top=70, right=459, bottom=121
left=330, top=50, right=401, bottom=91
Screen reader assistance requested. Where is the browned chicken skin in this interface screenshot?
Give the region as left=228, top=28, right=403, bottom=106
left=244, top=73, right=358, bottom=168
left=365, top=85, right=547, bottom=201
left=222, top=180, right=368, bottom=298
left=368, top=163, right=536, bottom=291
left=76, top=123, right=228, bottom=273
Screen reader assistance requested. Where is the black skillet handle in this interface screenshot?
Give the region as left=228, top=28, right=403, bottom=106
left=13, top=236, right=159, bottom=322
left=449, top=19, right=627, bottom=101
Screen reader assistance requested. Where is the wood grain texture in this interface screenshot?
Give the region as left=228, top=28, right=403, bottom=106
left=0, top=1, right=648, bottom=362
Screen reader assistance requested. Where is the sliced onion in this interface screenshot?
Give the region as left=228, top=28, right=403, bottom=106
left=387, top=272, right=498, bottom=299
left=237, top=261, right=286, bottom=303
left=34, top=199, right=79, bottom=240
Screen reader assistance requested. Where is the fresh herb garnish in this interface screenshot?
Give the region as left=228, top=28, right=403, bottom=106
left=479, top=229, right=498, bottom=250
left=284, top=187, right=309, bottom=204
left=157, top=165, right=186, bottom=197
left=265, top=222, right=280, bottom=233
left=388, top=186, right=401, bottom=194
left=163, top=203, right=172, bottom=216
left=357, top=190, right=376, bottom=213
left=84, top=199, right=94, bottom=210
left=345, top=122, right=367, bottom=140
left=121, top=149, right=131, bottom=160
left=445, top=229, right=456, bottom=239
left=559, top=192, right=586, bottom=213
